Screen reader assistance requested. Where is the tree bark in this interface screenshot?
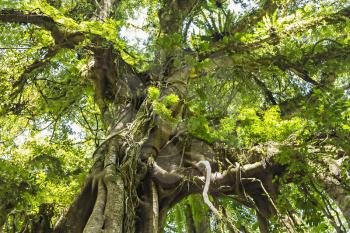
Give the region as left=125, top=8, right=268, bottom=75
left=322, top=175, right=350, bottom=226
left=53, top=139, right=127, bottom=233
left=136, top=178, right=160, bottom=233
left=257, top=213, right=269, bottom=233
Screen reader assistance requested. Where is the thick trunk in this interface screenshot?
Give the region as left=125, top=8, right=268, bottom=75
left=136, top=178, right=160, bottom=233
left=53, top=137, right=132, bottom=233
left=319, top=158, right=350, bottom=226
left=53, top=125, right=162, bottom=233
left=322, top=175, right=350, bottom=226
left=257, top=213, right=269, bottom=233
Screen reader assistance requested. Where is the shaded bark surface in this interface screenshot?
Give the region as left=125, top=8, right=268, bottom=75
left=322, top=172, right=350, bottom=226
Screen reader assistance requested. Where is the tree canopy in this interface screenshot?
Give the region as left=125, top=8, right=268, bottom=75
left=0, top=0, right=349, bottom=232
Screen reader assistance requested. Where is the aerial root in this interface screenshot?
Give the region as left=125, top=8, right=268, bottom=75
left=196, top=160, right=220, bottom=216
left=83, top=180, right=107, bottom=233
left=103, top=166, right=125, bottom=233
left=196, top=160, right=240, bottom=233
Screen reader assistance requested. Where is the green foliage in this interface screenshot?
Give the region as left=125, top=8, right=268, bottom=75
left=303, top=88, right=350, bottom=134
left=187, top=115, right=213, bottom=142
left=165, top=195, right=259, bottom=233
left=147, top=86, right=160, bottom=100
left=187, top=105, right=307, bottom=147
left=165, top=195, right=211, bottom=233
left=0, top=130, right=91, bottom=225
left=157, top=33, right=182, bottom=52
left=147, top=86, right=181, bottom=123
left=234, top=106, right=306, bottom=147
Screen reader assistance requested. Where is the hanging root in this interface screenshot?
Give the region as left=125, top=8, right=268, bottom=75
left=196, top=160, right=220, bottom=216
left=196, top=160, right=240, bottom=233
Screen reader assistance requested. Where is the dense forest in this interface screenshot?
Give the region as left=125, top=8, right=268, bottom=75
left=0, top=0, right=349, bottom=232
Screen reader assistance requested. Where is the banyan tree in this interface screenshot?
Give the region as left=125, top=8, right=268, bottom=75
left=0, top=0, right=349, bottom=232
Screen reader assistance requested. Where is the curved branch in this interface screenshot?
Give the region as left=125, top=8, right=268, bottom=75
left=0, top=9, right=64, bottom=43
left=0, top=9, right=86, bottom=48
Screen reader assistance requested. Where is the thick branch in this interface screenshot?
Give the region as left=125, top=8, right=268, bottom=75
left=264, top=43, right=350, bottom=86
left=201, top=5, right=350, bottom=62
left=270, top=58, right=319, bottom=86
left=0, top=9, right=64, bottom=43
left=231, top=0, right=277, bottom=35
left=158, top=0, right=197, bottom=34
left=153, top=154, right=281, bottom=194
left=207, top=42, right=349, bottom=91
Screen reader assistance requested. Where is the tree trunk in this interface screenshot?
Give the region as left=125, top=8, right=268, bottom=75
left=53, top=137, right=128, bottom=233
left=257, top=213, right=269, bottom=233
left=318, top=158, right=350, bottom=226
left=52, top=83, right=169, bottom=233
left=322, top=175, right=350, bottom=226
left=53, top=135, right=162, bottom=233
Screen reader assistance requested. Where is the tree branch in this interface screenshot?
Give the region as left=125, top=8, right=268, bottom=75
left=270, top=58, right=319, bottom=86
left=231, top=0, right=277, bottom=35
left=201, top=5, right=350, bottom=62
left=252, top=76, right=277, bottom=105
left=0, top=9, right=64, bottom=43
left=0, top=9, right=86, bottom=50
left=263, top=43, right=350, bottom=86
left=158, top=0, right=198, bottom=34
